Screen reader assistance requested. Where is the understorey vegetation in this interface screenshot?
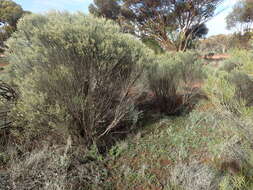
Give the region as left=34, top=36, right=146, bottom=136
left=0, top=8, right=253, bottom=190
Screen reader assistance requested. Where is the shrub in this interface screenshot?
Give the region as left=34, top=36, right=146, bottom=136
left=206, top=69, right=253, bottom=138
left=10, top=138, right=111, bottom=190
left=147, top=51, right=205, bottom=115
left=6, top=12, right=152, bottom=147
left=220, top=61, right=238, bottom=72
left=171, top=162, right=221, bottom=190
left=229, top=72, right=253, bottom=106
left=204, top=49, right=253, bottom=183
left=220, top=49, right=251, bottom=72
left=208, top=50, right=253, bottom=109
left=204, top=71, right=240, bottom=114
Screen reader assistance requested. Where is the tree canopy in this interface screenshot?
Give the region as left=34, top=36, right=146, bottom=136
left=0, top=0, right=26, bottom=27
left=89, top=0, right=121, bottom=20
left=89, top=0, right=223, bottom=51
left=226, top=0, right=253, bottom=32
left=0, top=0, right=29, bottom=49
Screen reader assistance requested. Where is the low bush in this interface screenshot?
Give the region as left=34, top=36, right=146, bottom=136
left=203, top=49, right=253, bottom=190
left=207, top=50, right=253, bottom=110
left=171, top=162, right=221, bottom=190
left=230, top=71, right=253, bottom=106
left=220, top=60, right=238, bottom=72
left=219, top=49, right=251, bottom=72
left=147, top=51, right=205, bottom=115
left=6, top=12, right=153, bottom=148
left=10, top=138, right=111, bottom=190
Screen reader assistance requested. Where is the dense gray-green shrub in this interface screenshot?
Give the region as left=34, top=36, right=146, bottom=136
left=10, top=140, right=111, bottom=190
left=6, top=12, right=152, bottom=147
left=220, top=60, right=238, bottom=72
left=215, top=50, right=253, bottom=107
left=147, top=51, right=205, bottom=115
left=230, top=71, right=253, bottom=106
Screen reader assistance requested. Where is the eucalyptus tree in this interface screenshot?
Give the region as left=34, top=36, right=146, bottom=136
left=226, top=0, right=253, bottom=33
left=89, top=0, right=224, bottom=51
left=0, top=0, right=29, bottom=49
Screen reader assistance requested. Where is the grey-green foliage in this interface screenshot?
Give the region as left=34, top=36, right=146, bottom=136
left=0, top=0, right=24, bottom=27
left=229, top=71, right=253, bottom=106
left=6, top=12, right=152, bottom=146
left=171, top=162, right=221, bottom=190
left=147, top=51, right=204, bottom=115
left=10, top=140, right=111, bottom=190
left=220, top=60, right=238, bottom=73
left=217, top=50, right=253, bottom=106
left=0, top=0, right=29, bottom=47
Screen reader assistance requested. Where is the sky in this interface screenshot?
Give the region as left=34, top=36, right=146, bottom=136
left=13, top=0, right=93, bottom=13
left=13, top=0, right=238, bottom=37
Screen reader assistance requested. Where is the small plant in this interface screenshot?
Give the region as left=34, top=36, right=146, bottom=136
left=0, top=152, right=9, bottom=165
left=109, top=141, right=128, bottom=159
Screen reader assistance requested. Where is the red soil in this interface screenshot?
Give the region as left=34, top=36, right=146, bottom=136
left=0, top=63, right=8, bottom=67
left=201, top=53, right=230, bottom=61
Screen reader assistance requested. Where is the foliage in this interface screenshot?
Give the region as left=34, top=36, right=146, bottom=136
left=205, top=71, right=238, bottom=113
left=226, top=0, right=253, bottom=32
left=106, top=110, right=224, bottom=189
left=0, top=0, right=25, bottom=27
left=142, top=37, right=164, bottom=54
left=147, top=51, right=205, bottom=115
left=171, top=162, right=220, bottom=190
left=3, top=4, right=253, bottom=190
left=198, top=34, right=232, bottom=54
left=203, top=84, right=253, bottom=190
left=216, top=50, right=253, bottom=106
left=0, top=25, right=15, bottom=48
left=6, top=12, right=152, bottom=147
left=226, top=0, right=253, bottom=49
left=0, top=0, right=29, bottom=48
left=10, top=139, right=111, bottom=190
left=204, top=50, right=253, bottom=186
left=198, top=32, right=252, bottom=54
left=219, top=167, right=253, bottom=190
left=89, top=0, right=222, bottom=51
left=122, top=0, right=217, bottom=51
left=220, top=61, right=238, bottom=73
left=89, top=0, right=121, bottom=21
left=230, top=32, right=253, bottom=50
left=185, top=23, right=209, bottom=50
